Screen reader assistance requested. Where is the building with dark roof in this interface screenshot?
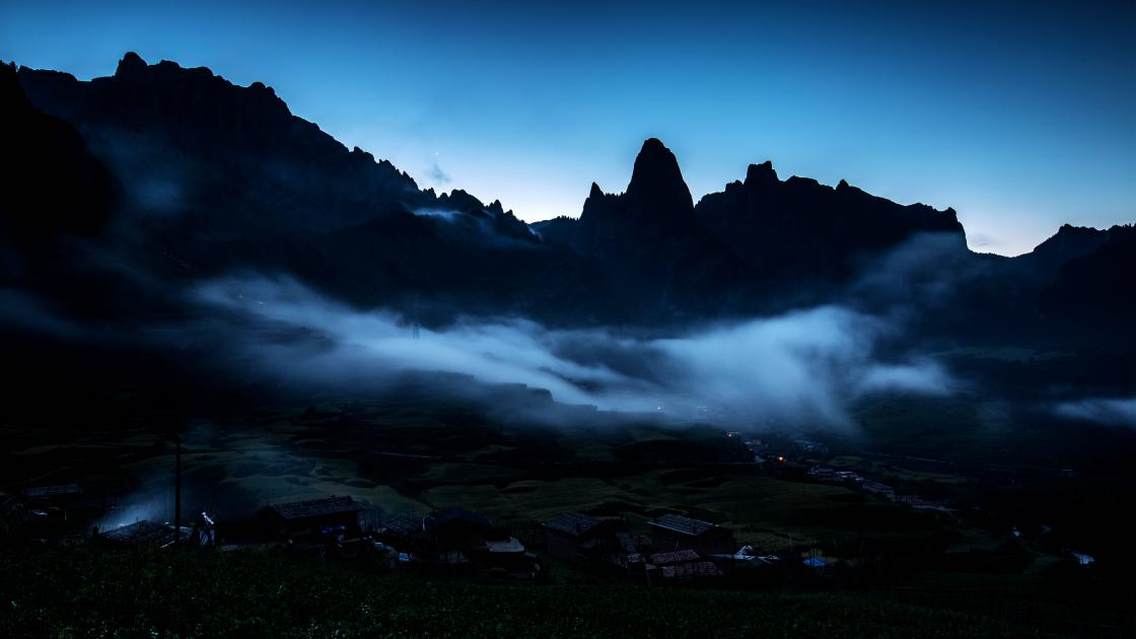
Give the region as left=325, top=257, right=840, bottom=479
left=262, top=496, right=363, bottom=541
left=542, top=512, right=623, bottom=562
left=656, top=560, right=722, bottom=581
left=421, top=508, right=495, bottom=564
left=379, top=511, right=425, bottom=539
left=22, top=483, right=82, bottom=500
left=543, top=512, right=603, bottom=537
left=647, top=514, right=735, bottom=555
left=648, top=549, right=701, bottom=565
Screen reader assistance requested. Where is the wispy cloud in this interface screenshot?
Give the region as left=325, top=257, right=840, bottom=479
left=1054, top=397, right=1136, bottom=428
left=428, top=161, right=451, bottom=185
left=192, top=275, right=955, bottom=428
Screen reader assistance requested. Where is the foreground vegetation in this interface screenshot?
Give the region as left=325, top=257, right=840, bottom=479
left=0, top=545, right=1128, bottom=638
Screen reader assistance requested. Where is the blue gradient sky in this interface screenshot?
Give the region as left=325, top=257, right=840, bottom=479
left=3, top=0, right=1133, bottom=255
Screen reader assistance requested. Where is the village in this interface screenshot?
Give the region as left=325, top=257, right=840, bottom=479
left=3, top=485, right=799, bottom=586
left=0, top=429, right=1098, bottom=589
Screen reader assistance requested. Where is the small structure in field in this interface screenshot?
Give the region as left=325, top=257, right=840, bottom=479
left=542, top=512, right=621, bottom=562
left=648, top=549, right=701, bottom=565
left=644, top=549, right=722, bottom=581
left=22, top=483, right=82, bottom=501
left=479, top=536, right=540, bottom=578
left=422, top=508, right=493, bottom=566
left=262, top=496, right=364, bottom=541
left=647, top=514, right=735, bottom=555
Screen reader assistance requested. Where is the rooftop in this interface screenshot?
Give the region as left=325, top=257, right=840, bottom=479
left=22, top=483, right=81, bottom=499
left=268, top=496, right=363, bottom=521
left=659, top=561, right=722, bottom=579
left=647, top=514, right=717, bottom=537
left=649, top=549, right=701, bottom=565
left=542, top=512, right=603, bottom=536
left=381, top=512, right=424, bottom=537
left=484, top=537, right=526, bottom=554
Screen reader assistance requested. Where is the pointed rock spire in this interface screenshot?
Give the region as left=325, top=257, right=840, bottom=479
left=626, top=138, right=693, bottom=212
left=744, top=161, right=778, bottom=188
left=115, top=51, right=147, bottom=77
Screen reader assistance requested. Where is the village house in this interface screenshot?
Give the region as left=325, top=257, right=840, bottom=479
left=645, top=549, right=722, bottom=581
left=421, top=508, right=494, bottom=566
left=261, top=496, right=364, bottom=541
left=478, top=535, right=540, bottom=578
left=391, top=508, right=540, bottom=576
left=378, top=511, right=425, bottom=541
left=647, top=514, right=736, bottom=556
left=541, top=512, right=622, bottom=562
left=22, top=483, right=82, bottom=501
left=21, top=483, right=83, bottom=524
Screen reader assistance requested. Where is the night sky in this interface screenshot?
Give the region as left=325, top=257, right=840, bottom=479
left=3, top=0, right=1133, bottom=255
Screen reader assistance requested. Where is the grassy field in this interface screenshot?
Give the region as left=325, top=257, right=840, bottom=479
left=0, top=545, right=1124, bottom=639
left=0, top=405, right=950, bottom=554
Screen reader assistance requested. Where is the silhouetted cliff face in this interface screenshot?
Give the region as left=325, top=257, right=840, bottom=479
left=569, top=139, right=752, bottom=316
left=1013, top=223, right=1113, bottom=277
left=695, top=162, right=966, bottom=284
left=538, top=139, right=970, bottom=313
left=17, top=53, right=430, bottom=236
left=1040, top=224, right=1136, bottom=328
left=0, top=62, right=116, bottom=239
left=577, top=138, right=698, bottom=254
left=12, top=53, right=560, bottom=317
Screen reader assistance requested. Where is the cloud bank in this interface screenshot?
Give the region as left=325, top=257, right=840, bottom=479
left=1054, top=397, right=1136, bottom=428
left=193, top=275, right=955, bottom=428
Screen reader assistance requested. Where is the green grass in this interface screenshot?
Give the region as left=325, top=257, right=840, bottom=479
left=0, top=545, right=1109, bottom=638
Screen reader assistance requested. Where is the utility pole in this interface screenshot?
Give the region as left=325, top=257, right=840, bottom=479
left=174, top=432, right=182, bottom=544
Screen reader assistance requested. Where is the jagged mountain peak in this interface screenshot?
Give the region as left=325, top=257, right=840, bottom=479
left=625, top=137, right=693, bottom=212
left=115, top=51, right=147, bottom=77
left=745, top=161, right=778, bottom=187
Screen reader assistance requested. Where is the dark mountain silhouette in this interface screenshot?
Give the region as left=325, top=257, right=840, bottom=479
left=17, top=52, right=423, bottom=235
left=537, top=141, right=969, bottom=311
left=554, top=139, right=753, bottom=317
left=0, top=62, right=137, bottom=326
left=1040, top=224, right=1136, bottom=328
left=12, top=53, right=581, bottom=319
left=695, top=163, right=965, bottom=286
left=0, top=62, right=117, bottom=240
left=2, top=53, right=1131, bottom=335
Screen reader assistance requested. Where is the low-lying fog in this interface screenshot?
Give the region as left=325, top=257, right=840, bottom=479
left=193, top=275, right=955, bottom=429
left=7, top=226, right=1133, bottom=430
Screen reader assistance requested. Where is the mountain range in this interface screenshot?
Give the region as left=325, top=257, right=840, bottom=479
left=2, top=53, right=1133, bottom=342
